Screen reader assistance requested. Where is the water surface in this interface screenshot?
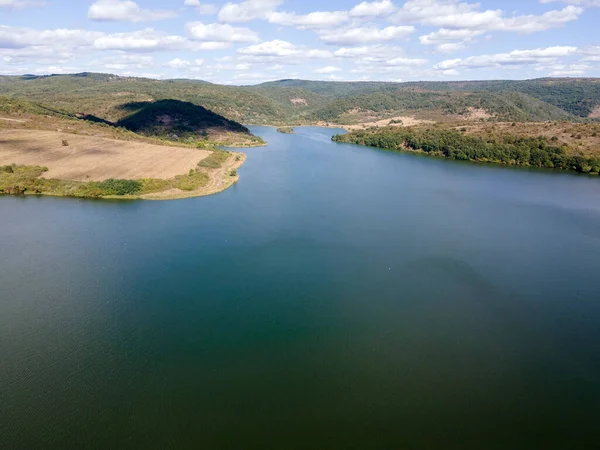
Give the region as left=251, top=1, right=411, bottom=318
left=1, top=126, right=600, bottom=449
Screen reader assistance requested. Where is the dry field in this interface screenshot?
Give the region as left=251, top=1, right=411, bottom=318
left=0, top=129, right=210, bottom=181
left=0, top=117, right=27, bottom=123
left=343, top=116, right=434, bottom=131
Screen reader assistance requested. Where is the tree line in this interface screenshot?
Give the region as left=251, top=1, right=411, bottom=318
left=333, top=128, right=600, bottom=174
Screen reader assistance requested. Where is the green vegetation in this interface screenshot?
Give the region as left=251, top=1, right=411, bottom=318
left=309, top=90, right=575, bottom=123
left=198, top=149, right=230, bottom=169
left=333, top=127, right=600, bottom=175
left=172, top=171, right=209, bottom=191
left=277, top=127, right=295, bottom=134
left=115, top=99, right=250, bottom=139
left=2, top=73, right=598, bottom=126
left=88, top=179, right=142, bottom=196
left=0, top=164, right=213, bottom=198
left=0, top=164, right=145, bottom=197
left=0, top=96, right=75, bottom=119
left=2, top=73, right=600, bottom=181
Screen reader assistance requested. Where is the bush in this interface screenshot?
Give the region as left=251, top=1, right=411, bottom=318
left=173, top=171, right=209, bottom=191
left=229, top=169, right=237, bottom=176
left=62, top=140, right=69, bottom=146
left=86, top=179, right=142, bottom=196
left=198, top=150, right=229, bottom=169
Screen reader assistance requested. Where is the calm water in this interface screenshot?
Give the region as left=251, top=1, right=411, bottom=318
left=1, top=126, right=600, bottom=449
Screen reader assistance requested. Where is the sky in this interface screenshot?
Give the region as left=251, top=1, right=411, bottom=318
left=1, top=0, right=599, bottom=84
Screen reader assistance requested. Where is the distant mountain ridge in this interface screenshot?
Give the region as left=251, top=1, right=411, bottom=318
left=1, top=73, right=599, bottom=125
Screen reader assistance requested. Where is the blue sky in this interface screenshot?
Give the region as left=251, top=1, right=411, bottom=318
left=1, top=0, right=599, bottom=84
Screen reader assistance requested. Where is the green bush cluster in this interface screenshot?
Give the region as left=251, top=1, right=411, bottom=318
left=1, top=165, right=147, bottom=197
left=276, top=127, right=295, bottom=134
left=86, top=179, right=142, bottom=196
left=333, top=128, right=600, bottom=174
left=173, top=171, right=209, bottom=191
left=1, top=161, right=215, bottom=198
left=198, top=150, right=230, bottom=169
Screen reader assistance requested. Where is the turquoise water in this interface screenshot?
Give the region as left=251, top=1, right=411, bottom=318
left=1, top=126, right=600, bottom=449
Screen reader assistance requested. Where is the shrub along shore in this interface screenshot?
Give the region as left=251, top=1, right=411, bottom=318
left=333, top=127, right=600, bottom=175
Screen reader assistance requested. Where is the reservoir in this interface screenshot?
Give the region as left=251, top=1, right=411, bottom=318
left=1, top=126, right=600, bottom=448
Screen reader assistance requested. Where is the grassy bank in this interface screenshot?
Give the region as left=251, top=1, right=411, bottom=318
left=0, top=150, right=245, bottom=200
left=333, top=126, right=600, bottom=175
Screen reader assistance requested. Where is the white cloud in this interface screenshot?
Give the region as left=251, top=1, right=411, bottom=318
left=349, top=0, right=396, bottom=18
left=93, top=28, right=229, bottom=52
left=582, top=46, right=600, bottom=61
left=442, top=69, right=459, bottom=75
left=318, top=26, right=415, bottom=45
left=88, top=0, right=177, bottom=22
left=394, top=0, right=581, bottom=34
left=164, top=58, right=204, bottom=71
left=534, top=62, right=589, bottom=76
left=0, top=25, right=102, bottom=50
left=268, top=11, right=350, bottom=29
left=314, top=66, right=342, bottom=74
left=419, top=28, right=484, bottom=53
left=218, top=0, right=282, bottom=23
left=497, top=5, right=582, bottom=32
left=540, top=0, right=600, bottom=6
left=435, top=46, right=580, bottom=70
left=185, top=22, right=260, bottom=43
left=234, top=63, right=251, bottom=70
left=97, top=54, right=154, bottom=70
left=165, top=58, right=192, bottom=68
left=184, top=0, right=218, bottom=15
left=238, top=40, right=333, bottom=61
left=334, top=45, right=405, bottom=59
left=0, top=0, right=44, bottom=7
left=386, top=57, right=428, bottom=66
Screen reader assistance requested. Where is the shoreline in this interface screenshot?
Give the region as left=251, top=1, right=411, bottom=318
left=1, top=151, right=248, bottom=202
left=141, top=152, right=247, bottom=201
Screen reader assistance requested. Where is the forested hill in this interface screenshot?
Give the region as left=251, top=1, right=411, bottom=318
left=333, top=124, right=600, bottom=175
left=115, top=100, right=251, bottom=138
left=1, top=73, right=599, bottom=125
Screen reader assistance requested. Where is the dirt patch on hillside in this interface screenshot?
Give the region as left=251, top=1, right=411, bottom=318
left=0, top=129, right=210, bottom=181
left=344, top=116, right=434, bottom=131
left=290, top=98, right=308, bottom=106
left=464, top=107, right=494, bottom=121
left=589, top=105, right=600, bottom=119
left=460, top=121, right=600, bottom=158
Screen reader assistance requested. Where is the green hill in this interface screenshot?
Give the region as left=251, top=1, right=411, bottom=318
left=0, top=95, right=75, bottom=119
left=115, top=100, right=251, bottom=139
left=1, top=73, right=599, bottom=125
